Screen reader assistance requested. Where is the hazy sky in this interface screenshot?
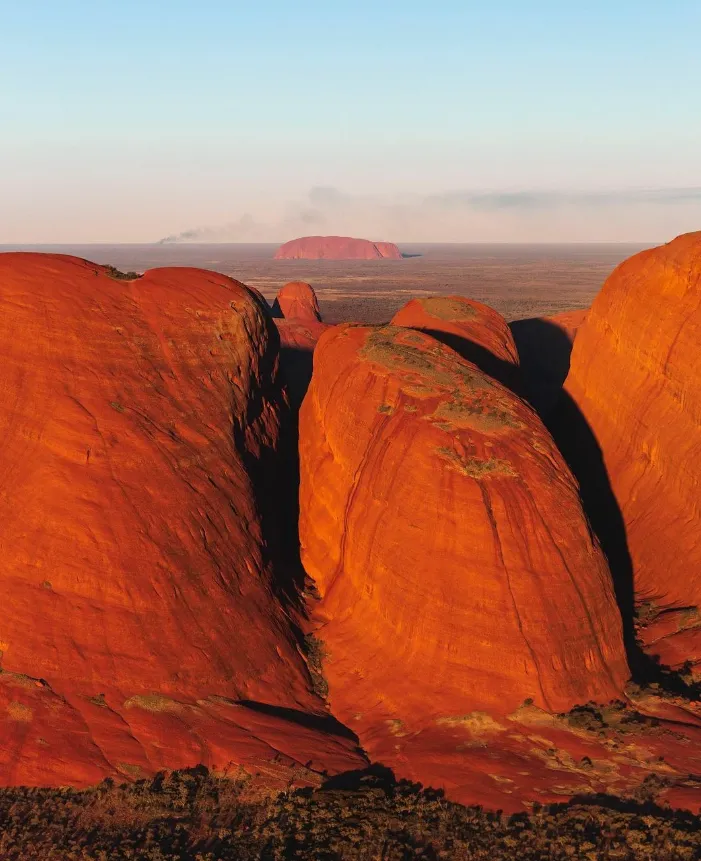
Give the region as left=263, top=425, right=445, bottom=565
left=2, top=0, right=700, bottom=243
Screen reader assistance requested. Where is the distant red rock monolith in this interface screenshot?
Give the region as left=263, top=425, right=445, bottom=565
left=0, top=253, right=365, bottom=787
left=274, top=236, right=402, bottom=260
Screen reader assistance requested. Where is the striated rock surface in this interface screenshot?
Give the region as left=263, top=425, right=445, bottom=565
left=299, top=324, right=628, bottom=732
left=563, top=232, right=701, bottom=675
left=274, top=236, right=402, bottom=261
left=272, top=281, right=322, bottom=323
left=391, top=296, right=520, bottom=391
left=0, top=252, right=365, bottom=786
left=511, top=308, right=589, bottom=418
left=298, top=322, right=701, bottom=811
left=357, top=691, right=701, bottom=812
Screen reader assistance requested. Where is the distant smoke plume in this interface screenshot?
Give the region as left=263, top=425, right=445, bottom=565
left=159, top=186, right=701, bottom=244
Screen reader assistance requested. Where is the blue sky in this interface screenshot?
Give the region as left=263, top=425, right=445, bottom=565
left=2, top=1, right=700, bottom=241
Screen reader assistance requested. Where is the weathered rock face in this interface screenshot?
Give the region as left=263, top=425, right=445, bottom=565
left=563, top=232, right=701, bottom=674
left=272, top=281, right=322, bottom=323
left=355, top=690, right=701, bottom=812
left=299, top=324, right=628, bottom=738
left=274, top=236, right=402, bottom=260
left=511, top=308, right=588, bottom=418
left=391, top=296, right=520, bottom=391
left=0, top=253, right=365, bottom=786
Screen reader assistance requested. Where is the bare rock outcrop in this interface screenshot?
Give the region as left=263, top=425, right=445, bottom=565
left=563, top=233, right=701, bottom=675
left=0, top=252, right=365, bottom=786
left=298, top=323, right=629, bottom=803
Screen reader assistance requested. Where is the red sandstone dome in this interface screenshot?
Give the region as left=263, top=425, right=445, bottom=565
left=272, top=281, right=322, bottom=322
left=297, top=323, right=636, bottom=804
left=274, top=236, right=402, bottom=260
left=0, top=253, right=364, bottom=787
left=391, top=296, right=520, bottom=391
left=299, top=324, right=628, bottom=718
left=563, top=232, right=701, bottom=675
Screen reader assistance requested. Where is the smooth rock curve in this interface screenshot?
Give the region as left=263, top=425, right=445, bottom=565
left=563, top=232, right=701, bottom=673
left=0, top=252, right=365, bottom=786
left=300, top=324, right=629, bottom=729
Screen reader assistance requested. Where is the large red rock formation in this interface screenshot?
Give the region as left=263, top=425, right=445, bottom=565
left=272, top=281, right=322, bottom=323
left=297, top=322, right=701, bottom=811
left=391, top=296, right=520, bottom=390
left=300, top=323, right=628, bottom=729
left=0, top=253, right=365, bottom=787
left=563, top=232, right=701, bottom=675
left=356, top=689, right=701, bottom=812
left=274, top=236, right=402, bottom=260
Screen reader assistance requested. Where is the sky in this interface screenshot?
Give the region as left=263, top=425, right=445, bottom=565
left=1, top=0, right=701, bottom=243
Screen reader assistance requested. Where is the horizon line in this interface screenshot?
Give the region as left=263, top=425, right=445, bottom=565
left=0, top=238, right=663, bottom=248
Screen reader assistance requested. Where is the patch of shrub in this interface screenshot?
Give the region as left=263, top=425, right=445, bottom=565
left=304, top=633, right=329, bottom=699
left=1, top=766, right=701, bottom=859
left=104, top=264, right=140, bottom=280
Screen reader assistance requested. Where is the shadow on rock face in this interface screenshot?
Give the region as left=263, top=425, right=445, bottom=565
left=510, top=317, right=576, bottom=418
left=508, top=318, right=699, bottom=693
left=270, top=340, right=318, bottom=612
left=230, top=319, right=310, bottom=616
left=509, top=319, right=637, bottom=669
left=237, top=701, right=362, bottom=744
left=321, top=763, right=403, bottom=793
left=270, top=298, right=284, bottom=319
left=549, top=387, right=637, bottom=669
left=534, top=318, right=701, bottom=699
left=278, top=346, right=315, bottom=410
left=419, top=327, right=522, bottom=396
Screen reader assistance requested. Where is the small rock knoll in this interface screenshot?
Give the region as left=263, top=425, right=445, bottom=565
left=272, top=281, right=322, bottom=322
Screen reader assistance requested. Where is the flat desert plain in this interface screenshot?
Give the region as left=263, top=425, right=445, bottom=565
left=1, top=242, right=649, bottom=323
